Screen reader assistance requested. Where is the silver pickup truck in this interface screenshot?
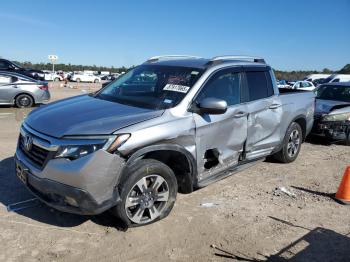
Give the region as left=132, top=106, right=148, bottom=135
left=15, top=55, right=315, bottom=227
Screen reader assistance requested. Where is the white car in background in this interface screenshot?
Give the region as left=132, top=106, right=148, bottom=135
left=292, top=81, right=316, bottom=91
left=71, top=73, right=101, bottom=83
left=323, top=74, right=350, bottom=83
left=43, top=71, right=63, bottom=82
left=303, top=74, right=331, bottom=82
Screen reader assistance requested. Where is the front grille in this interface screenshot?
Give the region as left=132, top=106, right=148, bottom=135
left=19, top=134, right=51, bottom=169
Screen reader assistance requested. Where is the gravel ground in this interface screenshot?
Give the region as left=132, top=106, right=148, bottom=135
left=0, top=82, right=349, bottom=262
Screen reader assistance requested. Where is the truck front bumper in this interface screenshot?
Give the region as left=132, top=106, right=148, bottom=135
left=14, top=147, right=126, bottom=215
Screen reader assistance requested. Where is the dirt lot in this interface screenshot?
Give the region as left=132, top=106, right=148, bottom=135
left=0, top=82, right=349, bottom=262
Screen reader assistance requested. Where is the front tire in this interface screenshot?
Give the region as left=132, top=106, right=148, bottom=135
left=94, top=79, right=99, bottom=83
left=112, top=159, right=177, bottom=227
left=15, top=94, right=34, bottom=108
left=272, top=122, right=303, bottom=163
left=54, top=77, right=60, bottom=82
left=76, top=78, right=81, bottom=83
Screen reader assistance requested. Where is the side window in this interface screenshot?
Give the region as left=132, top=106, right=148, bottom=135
left=0, top=61, right=9, bottom=70
left=197, top=70, right=241, bottom=106
left=245, top=70, right=274, bottom=101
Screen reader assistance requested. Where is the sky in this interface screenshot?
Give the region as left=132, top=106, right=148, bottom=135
left=0, top=0, right=349, bottom=71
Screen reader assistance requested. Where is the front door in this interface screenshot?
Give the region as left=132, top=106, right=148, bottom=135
left=192, top=68, right=248, bottom=181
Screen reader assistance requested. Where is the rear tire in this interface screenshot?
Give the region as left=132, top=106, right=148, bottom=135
left=54, top=77, right=60, bottom=82
left=111, top=159, right=177, bottom=227
left=272, top=122, right=303, bottom=163
left=15, top=94, right=34, bottom=108
left=94, top=79, right=99, bottom=83
left=76, top=78, right=81, bottom=83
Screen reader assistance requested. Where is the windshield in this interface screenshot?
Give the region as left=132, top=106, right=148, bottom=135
left=315, top=85, right=350, bottom=102
left=96, top=65, right=204, bottom=109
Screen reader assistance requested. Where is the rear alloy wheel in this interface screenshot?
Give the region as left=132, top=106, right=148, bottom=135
left=112, top=159, right=177, bottom=227
left=272, top=122, right=302, bottom=163
left=15, top=94, right=34, bottom=108
left=287, top=129, right=301, bottom=158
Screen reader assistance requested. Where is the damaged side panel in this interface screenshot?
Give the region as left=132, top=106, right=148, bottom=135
left=193, top=104, right=248, bottom=181
left=117, top=111, right=197, bottom=159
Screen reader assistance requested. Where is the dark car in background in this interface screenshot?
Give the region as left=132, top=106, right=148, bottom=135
left=312, top=82, right=350, bottom=144
left=0, top=59, right=45, bottom=81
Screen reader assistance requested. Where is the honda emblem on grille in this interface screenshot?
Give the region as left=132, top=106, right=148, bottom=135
left=24, top=134, right=33, bottom=151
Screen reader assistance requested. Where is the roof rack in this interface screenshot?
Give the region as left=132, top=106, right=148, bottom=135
left=208, top=55, right=266, bottom=65
left=146, top=55, right=202, bottom=63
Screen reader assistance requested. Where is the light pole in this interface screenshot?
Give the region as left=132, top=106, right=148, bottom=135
left=48, top=55, right=58, bottom=73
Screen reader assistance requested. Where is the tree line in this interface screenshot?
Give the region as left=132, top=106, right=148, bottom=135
left=14, top=61, right=129, bottom=74
left=12, top=61, right=350, bottom=80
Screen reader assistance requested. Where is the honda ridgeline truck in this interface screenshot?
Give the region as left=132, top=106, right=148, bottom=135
left=15, top=55, right=315, bottom=226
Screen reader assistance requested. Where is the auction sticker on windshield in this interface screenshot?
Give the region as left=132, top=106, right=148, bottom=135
left=163, top=84, right=190, bottom=93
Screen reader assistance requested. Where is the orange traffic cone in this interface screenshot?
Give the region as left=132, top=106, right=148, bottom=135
left=335, top=166, right=350, bottom=205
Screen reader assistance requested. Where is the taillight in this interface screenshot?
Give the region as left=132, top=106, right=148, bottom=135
left=39, top=85, right=48, bottom=90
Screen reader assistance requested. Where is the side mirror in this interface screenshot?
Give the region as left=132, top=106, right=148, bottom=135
left=197, top=97, right=227, bottom=115
left=11, top=76, right=18, bottom=83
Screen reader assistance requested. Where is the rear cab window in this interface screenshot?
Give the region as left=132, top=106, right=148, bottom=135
left=242, top=67, right=274, bottom=102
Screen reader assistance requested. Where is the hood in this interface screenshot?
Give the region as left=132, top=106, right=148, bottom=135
left=315, top=99, right=350, bottom=115
left=26, top=95, right=164, bottom=138
left=327, top=105, right=350, bottom=116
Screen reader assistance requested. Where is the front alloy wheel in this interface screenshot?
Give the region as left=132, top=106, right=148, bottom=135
left=125, top=175, right=169, bottom=224
left=112, top=159, right=177, bottom=227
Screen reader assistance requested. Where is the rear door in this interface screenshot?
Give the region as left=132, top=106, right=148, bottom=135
left=242, top=67, right=283, bottom=160
left=193, top=67, right=248, bottom=180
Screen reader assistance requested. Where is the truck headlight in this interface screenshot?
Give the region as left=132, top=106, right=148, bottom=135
left=322, top=112, right=350, bottom=122
left=55, top=144, right=104, bottom=160
left=55, top=134, right=130, bottom=160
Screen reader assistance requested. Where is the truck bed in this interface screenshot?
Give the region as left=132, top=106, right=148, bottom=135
left=277, top=88, right=315, bottom=138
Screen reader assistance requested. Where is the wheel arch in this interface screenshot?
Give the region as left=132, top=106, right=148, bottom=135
left=291, top=115, right=307, bottom=141
left=125, top=144, right=197, bottom=194
left=13, top=92, right=35, bottom=105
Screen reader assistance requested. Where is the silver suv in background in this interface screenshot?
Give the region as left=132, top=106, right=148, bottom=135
left=15, top=55, right=315, bottom=227
left=0, top=71, right=50, bottom=107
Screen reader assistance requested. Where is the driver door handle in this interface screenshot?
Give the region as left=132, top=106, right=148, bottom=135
left=234, top=111, right=248, bottom=118
left=268, top=103, right=281, bottom=109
